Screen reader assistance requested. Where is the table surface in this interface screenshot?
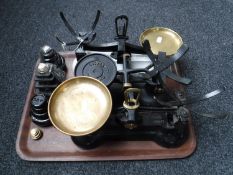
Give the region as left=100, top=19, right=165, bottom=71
left=0, top=0, right=233, bottom=175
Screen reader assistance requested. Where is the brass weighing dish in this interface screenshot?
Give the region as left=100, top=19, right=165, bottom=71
left=48, top=76, right=112, bottom=136
left=139, top=27, right=183, bottom=55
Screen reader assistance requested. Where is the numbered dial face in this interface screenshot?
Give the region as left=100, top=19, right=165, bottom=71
left=75, top=54, right=117, bottom=86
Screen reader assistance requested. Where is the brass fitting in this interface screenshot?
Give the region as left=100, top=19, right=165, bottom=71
left=30, top=128, right=43, bottom=140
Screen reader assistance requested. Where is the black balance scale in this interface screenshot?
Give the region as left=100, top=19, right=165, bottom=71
left=25, top=11, right=225, bottom=154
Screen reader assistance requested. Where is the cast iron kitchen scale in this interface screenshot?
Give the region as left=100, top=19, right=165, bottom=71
left=16, top=11, right=226, bottom=161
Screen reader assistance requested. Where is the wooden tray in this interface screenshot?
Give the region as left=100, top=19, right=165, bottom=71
left=16, top=52, right=196, bottom=161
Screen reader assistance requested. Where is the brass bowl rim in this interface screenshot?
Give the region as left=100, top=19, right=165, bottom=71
left=48, top=76, right=112, bottom=136
left=139, top=27, right=183, bottom=55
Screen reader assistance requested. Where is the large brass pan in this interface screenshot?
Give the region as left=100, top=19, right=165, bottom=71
left=48, top=76, right=112, bottom=136
left=139, top=27, right=183, bottom=55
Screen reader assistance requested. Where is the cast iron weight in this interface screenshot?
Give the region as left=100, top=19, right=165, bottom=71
left=30, top=94, right=51, bottom=127
left=34, top=62, right=66, bottom=96
left=40, top=45, right=67, bottom=71
left=74, top=53, right=117, bottom=86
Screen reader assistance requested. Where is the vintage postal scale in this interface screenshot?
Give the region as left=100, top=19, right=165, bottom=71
left=16, top=11, right=226, bottom=161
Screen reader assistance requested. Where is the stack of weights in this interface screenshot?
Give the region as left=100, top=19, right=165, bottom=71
left=31, top=94, right=51, bottom=127
left=31, top=45, right=66, bottom=127
left=34, top=45, right=66, bottom=96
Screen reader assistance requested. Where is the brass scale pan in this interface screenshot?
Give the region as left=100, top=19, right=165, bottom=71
left=48, top=77, right=112, bottom=136
left=48, top=27, right=183, bottom=136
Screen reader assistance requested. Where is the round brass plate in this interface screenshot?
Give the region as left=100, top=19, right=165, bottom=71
left=48, top=76, right=112, bottom=136
left=139, top=27, right=183, bottom=55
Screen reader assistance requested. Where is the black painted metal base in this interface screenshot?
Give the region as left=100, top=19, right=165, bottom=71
left=71, top=80, right=189, bottom=149
left=71, top=112, right=189, bottom=149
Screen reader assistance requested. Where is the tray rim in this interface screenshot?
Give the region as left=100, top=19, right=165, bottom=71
left=16, top=52, right=197, bottom=161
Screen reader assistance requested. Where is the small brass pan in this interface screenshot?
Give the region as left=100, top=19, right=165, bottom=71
left=48, top=76, right=112, bottom=136
left=139, top=27, right=183, bottom=55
